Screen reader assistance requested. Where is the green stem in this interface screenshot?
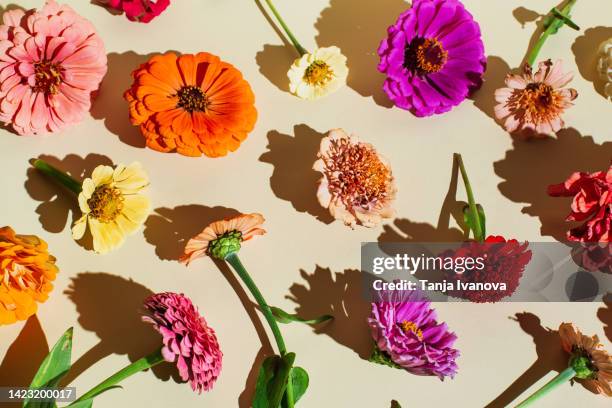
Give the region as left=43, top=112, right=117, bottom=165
left=526, top=0, right=578, bottom=66
left=454, top=153, right=483, bottom=242
left=72, top=348, right=165, bottom=404
left=30, top=158, right=82, bottom=194
left=514, top=367, right=576, bottom=407
left=262, top=0, right=308, bottom=56
left=224, top=252, right=294, bottom=407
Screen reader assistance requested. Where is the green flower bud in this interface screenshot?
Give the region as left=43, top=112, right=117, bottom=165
left=569, top=353, right=596, bottom=380
left=208, top=231, right=242, bottom=260
left=369, top=346, right=402, bottom=369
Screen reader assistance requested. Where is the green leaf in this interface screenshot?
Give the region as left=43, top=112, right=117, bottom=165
left=288, top=367, right=309, bottom=404
left=463, top=204, right=486, bottom=241
left=270, top=306, right=333, bottom=325
left=66, top=400, right=93, bottom=408
left=24, top=328, right=74, bottom=408
left=253, top=353, right=296, bottom=408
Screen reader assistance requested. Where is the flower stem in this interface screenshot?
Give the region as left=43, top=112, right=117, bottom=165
left=71, top=348, right=165, bottom=405
left=514, top=367, right=576, bottom=407
left=30, top=158, right=82, bottom=195
left=225, top=252, right=287, bottom=354
left=262, top=0, right=308, bottom=56
left=225, top=252, right=294, bottom=407
left=526, top=0, right=578, bottom=66
left=454, top=153, right=483, bottom=242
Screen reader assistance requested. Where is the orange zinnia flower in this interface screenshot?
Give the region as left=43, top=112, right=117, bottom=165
left=124, top=52, right=257, bottom=157
left=0, top=226, right=58, bottom=325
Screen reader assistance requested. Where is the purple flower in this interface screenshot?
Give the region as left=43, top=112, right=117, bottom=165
left=378, top=0, right=486, bottom=116
left=368, top=290, right=459, bottom=379
left=143, top=292, right=223, bottom=393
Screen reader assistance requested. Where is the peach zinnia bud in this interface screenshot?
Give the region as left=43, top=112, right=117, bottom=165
left=313, top=129, right=396, bottom=228
left=124, top=52, right=257, bottom=157
left=0, top=226, right=58, bottom=325
left=494, top=59, right=577, bottom=137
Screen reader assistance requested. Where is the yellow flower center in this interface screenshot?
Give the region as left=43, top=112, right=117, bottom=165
left=399, top=320, right=423, bottom=340
left=177, top=85, right=209, bottom=113
left=33, top=61, right=63, bottom=95
left=405, top=37, right=448, bottom=75
left=304, top=60, right=334, bottom=86
left=88, top=185, right=124, bottom=223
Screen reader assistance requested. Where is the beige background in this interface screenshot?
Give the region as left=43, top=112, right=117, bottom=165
left=0, top=0, right=611, bottom=407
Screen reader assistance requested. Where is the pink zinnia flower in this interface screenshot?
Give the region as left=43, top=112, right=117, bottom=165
left=100, top=0, right=170, bottom=23
left=0, top=1, right=107, bottom=135
left=494, top=59, right=577, bottom=137
left=143, top=292, right=223, bottom=393
left=548, top=164, right=612, bottom=242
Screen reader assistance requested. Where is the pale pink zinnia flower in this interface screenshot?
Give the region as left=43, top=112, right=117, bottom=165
left=313, top=129, right=396, bottom=228
left=143, top=292, right=223, bottom=393
left=0, top=1, right=107, bottom=135
left=494, top=59, right=577, bottom=137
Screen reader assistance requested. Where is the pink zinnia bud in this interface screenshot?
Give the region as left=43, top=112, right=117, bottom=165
left=142, top=292, right=223, bottom=393
left=101, top=0, right=170, bottom=23
left=0, top=1, right=107, bottom=135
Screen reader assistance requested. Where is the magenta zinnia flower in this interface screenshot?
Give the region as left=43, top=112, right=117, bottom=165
left=143, top=292, right=222, bottom=393
left=368, top=290, right=459, bottom=379
left=0, top=1, right=107, bottom=135
left=377, top=0, right=486, bottom=116
left=100, top=0, right=170, bottom=23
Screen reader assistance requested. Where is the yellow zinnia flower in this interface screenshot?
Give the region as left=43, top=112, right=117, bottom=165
left=288, top=46, right=349, bottom=100
left=72, top=162, right=150, bottom=254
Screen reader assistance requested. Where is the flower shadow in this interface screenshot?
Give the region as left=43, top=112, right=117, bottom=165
left=493, top=128, right=612, bottom=241
left=572, top=26, right=612, bottom=99
left=0, top=316, right=49, bottom=390
left=259, top=124, right=334, bottom=224
left=24, top=153, right=113, bottom=234
left=143, top=205, right=240, bottom=261
left=287, top=266, right=372, bottom=359
left=470, top=55, right=512, bottom=124
left=314, top=0, right=407, bottom=108
left=512, top=6, right=542, bottom=29
left=62, top=272, right=182, bottom=386
left=599, top=294, right=612, bottom=342
left=485, top=312, right=566, bottom=408
left=91, top=51, right=159, bottom=149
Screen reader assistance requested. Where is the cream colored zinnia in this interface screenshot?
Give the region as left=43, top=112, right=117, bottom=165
left=72, top=162, right=150, bottom=254
left=288, top=46, right=348, bottom=100
left=597, top=37, right=612, bottom=100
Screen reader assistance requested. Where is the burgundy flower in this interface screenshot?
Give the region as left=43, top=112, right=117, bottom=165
left=548, top=165, right=612, bottom=242
left=100, top=0, right=170, bottom=23
left=444, top=236, right=532, bottom=303
left=143, top=292, right=222, bottom=393
left=368, top=290, right=459, bottom=379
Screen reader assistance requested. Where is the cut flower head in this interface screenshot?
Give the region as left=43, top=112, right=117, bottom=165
left=313, top=129, right=396, bottom=228
left=558, top=322, right=612, bottom=396
left=0, top=226, right=58, bottom=325
left=143, top=292, right=222, bottom=393
left=288, top=46, right=348, bottom=100
left=72, top=162, right=150, bottom=254
left=495, top=59, right=577, bottom=137
left=598, top=37, right=612, bottom=100
left=0, top=0, right=107, bottom=135
left=125, top=52, right=257, bottom=157
left=181, top=213, right=265, bottom=264
left=100, top=0, right=171, bottom=23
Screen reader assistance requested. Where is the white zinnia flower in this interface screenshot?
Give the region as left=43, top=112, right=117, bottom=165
left=288, top=46, right=348, bottom=100
left=597, top=37, right=612, bottom=100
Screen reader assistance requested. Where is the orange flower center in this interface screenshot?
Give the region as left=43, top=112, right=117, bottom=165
left=33, top=61, right=63, bottom=95
left=405, top=37, right=448, bottom=75
left=177, top=85, right=209, bottom=113
left=304, top=60, right=334, bottom=86
left=88, top=185, right=124, bottom=223
left=519, top=82, right=557, bottom=114
left=2, top=262, right=36, bottom=296
left=323, top=139, right=391, bottom=209
left=399, top=320, right=423, bottom=340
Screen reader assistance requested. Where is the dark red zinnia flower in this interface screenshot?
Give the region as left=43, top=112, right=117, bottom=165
left=443, top=236, right=532, bottom=303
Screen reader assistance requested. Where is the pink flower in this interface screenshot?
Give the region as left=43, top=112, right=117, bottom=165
left=494, top=59, right=577, bottom=137
left=0, top=1, right=107, bottom=135
left=143, top=292, right=222, bottom=393
left=101, top=0, right=170, bottom=23
left=548, top=164, right=612, bottom=242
